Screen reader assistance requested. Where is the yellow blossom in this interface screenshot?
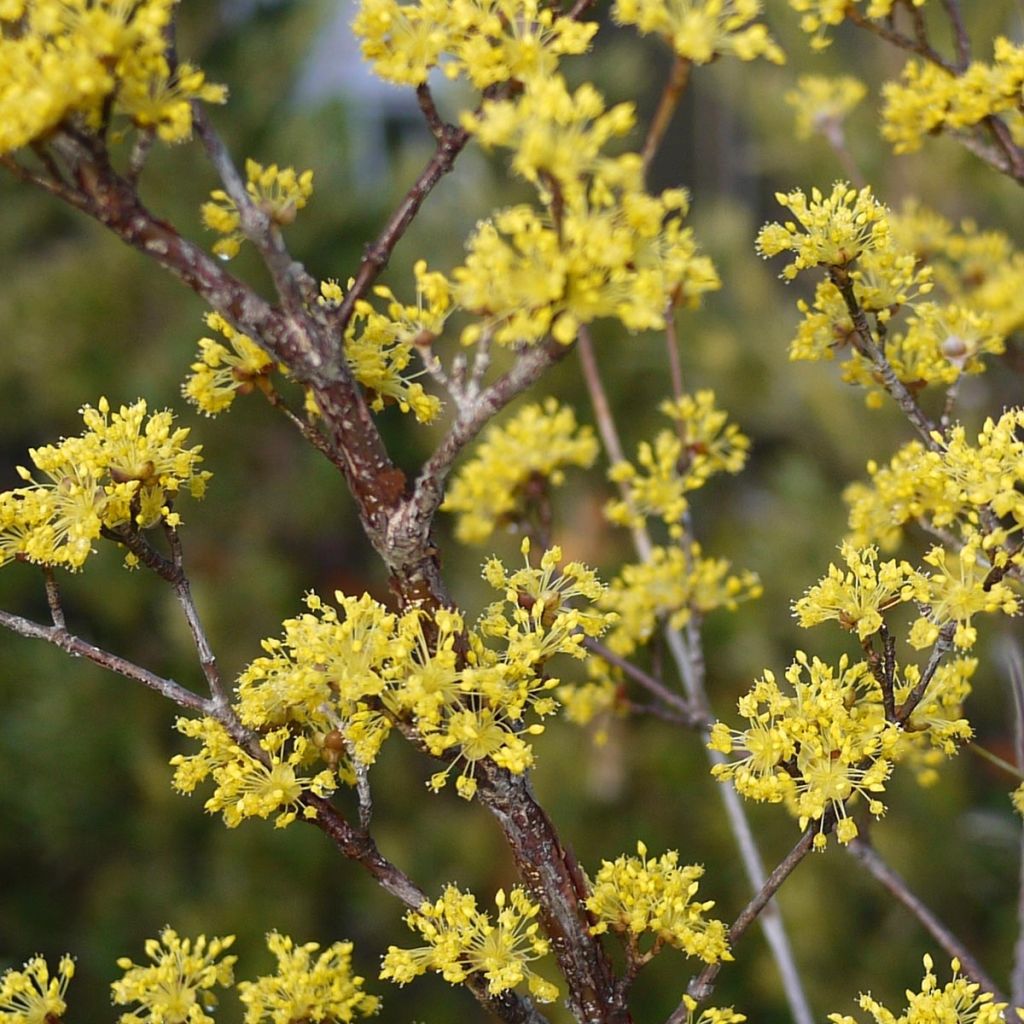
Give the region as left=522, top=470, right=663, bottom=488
left=183, top=313, right=277, bottom=416
left=756, top=182, right=891, bottom=280
left=202, top=160, right=314, bottom=260
left=237, top=932, right=379, bottom=1024
left=788, top=0, right=927, bottom=51
left=170, top=719, right=337, bottom=829
left=600, top=543, right=761, bottom=656
left=0, top=0, right=224, bottom=154
left=785, top=74, right=866, bottom=140
left=111, top=929, right=236, bottom=1024
left=0, top=398, right=208, bottom=571
left=828, top=954, right=1011, bottom=1024
left=710, top=653, right=898, bottom=847
left=353, top=0, right=597, bottom=89
left=586, top=842, right=732, bottom=963
left=0, top=955, right=75, bottom=1024
left=606, top=391, right=748, bottom=537
left=380, top=885, right=557, bottom=1002
left=442, top=399, right=598, bottom=544
left=793, top=542, right=928, bottom=640
left=613, top=0, right=784, bottom=65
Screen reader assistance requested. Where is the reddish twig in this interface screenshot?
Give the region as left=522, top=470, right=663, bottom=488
left=846, top=837, right=1005, bottom=999
left=641, top=56, right=692, bottom=176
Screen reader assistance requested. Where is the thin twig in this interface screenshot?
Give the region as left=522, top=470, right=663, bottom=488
left=164, top=524, right=227, bottom=707
left=846, top=837, right=1006, bottom=1000
left=42, top=568, right=65, bottom=629
left=830, top=268, right=942, bottom=450
left=940, top=0, right=971, bottom=70
left=331, top=121, right=472, bottom=334
left=0, top=607, right=209, bottom=712
left=641, top=56, right=691, bottom=176
left=845, top=7, right=956, bottom=72
left=677, top=827, right=818, bottom=1016
left=1007, top=641, right=1024, bottom=1008
left=584, top=636, right=710, bottom=728
left=895, top=621, right=956, bottom=723
left=578, top=329, right=813, bottom=1024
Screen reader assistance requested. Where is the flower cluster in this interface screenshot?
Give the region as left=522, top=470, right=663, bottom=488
left=171, top=719, right=338, bottom=829
left=845, top=409, right=1024, bottom=563
left=760, top=186, right=1015, bottom=405
left=881, top=39, right=1024, bottom=155
left=202, top=160, right=314, bottom=260
left=453, top=177, right=718, bottom=347
left=172, top=545, right=613, bottom=820
left=785, top=74, right=866, bottom=140
left=606, top=391, right=749, bottom=537
left=0, top=398, right=209, bottom=571
left=0, top=953, right=74, bottom=1024
left=793, top=542, right=928, bottom=641
left=353, top=0, right=597, bottom=88
left=586, top=842, right=732, bottom=963
left=237, top=932, right=379, bottom=1024
left=341, top=261, right=448, bottom=422
left=613, top=0, right=784, bottom=65
left=0, top=0, right=225, bottom=154
left=756, top=183, right=891, bottom=280
left=380, top=885, right=557, bottom=1002
left=184, top=267, right=444, bottom=424
left=713, top=528, right=1006, bottom=845
left=183, top=313, right=278, bottom=417
left=442, top=399, right=598, bottom=544
left=111, top=929, right=237, bottom=1024
left=788, top=0, right=926, bottom=51
left=709, top=653, right=896, bottom=848
left=828, top=955, right=1015, bottom=1024
left=600, top=543, right=761, bottom=655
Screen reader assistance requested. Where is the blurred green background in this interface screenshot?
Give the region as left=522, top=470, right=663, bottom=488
left=2, top=2, right=1023, bottom=1022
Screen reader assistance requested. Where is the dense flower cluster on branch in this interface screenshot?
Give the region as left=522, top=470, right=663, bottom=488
left=0, top=0, right=225, bottom=154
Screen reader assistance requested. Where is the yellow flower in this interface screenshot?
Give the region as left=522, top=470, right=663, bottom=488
left=170, top=719, right=337, bottom=829
left=756, top=182, right=891, bottom=280
left=793, top=542, right=928, bottom=640
left=442, top=399, right=598, bottom=544
left=381, top=885, right=557, bottom=1002
left=0, top=0, right=224, bottom=155
left=785, top=74, right=866, bottom=140
left=237, top=932, right=379, bottom=1024
left=613, top=0, right=784, bottom=65
left=828, top=954, right=1011, bottom=1024
left=586, top=841, right=732, bottom=963
left=0, top=955, right=75, bottom=1024
left=111, top=929, right=236, bottom=1024
left=353, top=0, right=597, bottom=89
left=202, top=159, right=313, bottom=260
left=182, top=313, right=277, bottom=417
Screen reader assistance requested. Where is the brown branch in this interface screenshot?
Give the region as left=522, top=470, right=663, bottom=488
left=164, top=525, right=227, bottom=707
left=939, top=0, right=970, bottom=70
left=895, top=621, right=956, bottom=724
left=846, top=837, right=1006, bottom=1000
left=675, top=826, right=818, bottom=1016
left=0, top=607, right=209, bottom=713
left=475, top=764, right=631, bottom=1024
left=584, top=636, right=709, bottom=728
left=845, top=7, right=956, bottom=73
left=641, top=56, right=691, bottom=176
left=829, top=267, right=942, bottom=450
left=331, top=121, right=471, bottom=335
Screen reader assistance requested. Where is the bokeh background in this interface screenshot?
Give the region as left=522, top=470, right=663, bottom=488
left=1, top=2, right=1023, bottom=1021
